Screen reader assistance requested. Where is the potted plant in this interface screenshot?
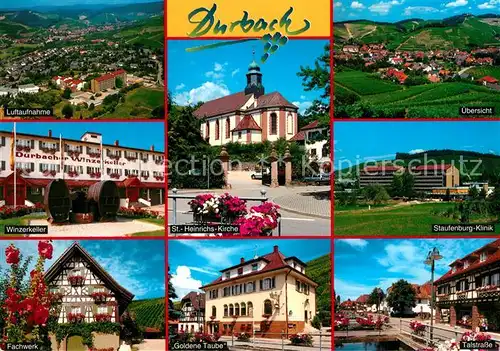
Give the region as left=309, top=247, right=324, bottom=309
left=94, top=313, right=112, bottom=322
left=90, top=291, right=109, bottom=304
left=68, top=275, right=85, bottom=286
left=68, top=312, right=85, bottom=323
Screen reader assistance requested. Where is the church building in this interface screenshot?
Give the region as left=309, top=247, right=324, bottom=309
left=194, top=59, right=299, bottom=145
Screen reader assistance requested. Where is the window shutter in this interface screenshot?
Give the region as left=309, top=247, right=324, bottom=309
left=31, top=140, right=34, bottom=148
left=31, top=163, right=34, bottom=171
left=260, top=280, right=263, bottom=290
left=253, top=282, right=256, bottom=291
left=244, top=284, right=246, bottom=293
left=272, top=277, right=275, bottom=289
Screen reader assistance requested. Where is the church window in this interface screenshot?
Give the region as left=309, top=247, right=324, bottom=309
left=270, top=113, right=278, bottom=135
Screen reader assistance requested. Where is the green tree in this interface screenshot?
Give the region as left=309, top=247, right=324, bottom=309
left=89, top=103, right=95, bottom=111
left=120, top=311, right=143, bottom=345
left=478, top=187, right=487, bottom=200
left=386, top=279, right=416, bottom=315
left=61, top=104, right=74, bottom=119
left=62, top=88, right=72, bottom=99
left=311, top=315, right=321, bottom=329
left=367, top=287, right=386, bottom=312
left=168, top=266, right=182, bottom=321
left=115, top=77, right=124, bottom=89
left=390, top=174, right=404, bottom=197
left=401, top=172, right=415, bottom=199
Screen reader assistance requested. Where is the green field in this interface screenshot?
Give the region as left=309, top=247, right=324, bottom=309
left=102, top=87, right=164, bottom=118
left=468, top=66, right=500, bottom=80
left=335, top=202, right=500, bottom=235
left=128, top=298, right=165, bottom=330
left=335, top=70, right=500, bottom=118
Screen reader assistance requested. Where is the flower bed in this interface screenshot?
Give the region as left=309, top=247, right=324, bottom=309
left=334, top=316, right=350, bottom=331
left=0, top=203, right=45, bottom=219
left=410, top=320, right=426, bottom=337
left=68, top=313, right=85, bottom=323
left=189, top=193, right=247, bottom=223
left=234, top=332, right=251, bottom=342
left=476, top=285, right=499, bottom=292
left=118, top=207, right=161, bottom=219
left=289, top=333, right=313, bottom=346
left=417, top=331, right=491, bottom=351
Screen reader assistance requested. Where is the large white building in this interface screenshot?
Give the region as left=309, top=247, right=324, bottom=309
left=194, top=60, right=299, bottom=146
left=0, top=129, right=165, bottom=207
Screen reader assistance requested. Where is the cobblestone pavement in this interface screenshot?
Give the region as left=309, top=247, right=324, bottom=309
left=28, top=218, right=163, bottom=237
left=272, top=191, right=330, bottom=219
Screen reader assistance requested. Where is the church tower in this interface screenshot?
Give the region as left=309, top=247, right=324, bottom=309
left=244, top=55, right=265, bottom=97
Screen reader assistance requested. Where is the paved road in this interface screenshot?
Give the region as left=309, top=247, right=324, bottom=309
left=133, top=339, right=166, bottom=350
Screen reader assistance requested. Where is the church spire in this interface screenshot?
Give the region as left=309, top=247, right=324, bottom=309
left=244, top=50, right=265, bottom=97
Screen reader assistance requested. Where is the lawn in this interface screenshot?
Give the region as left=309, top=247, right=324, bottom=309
left=468, top=66, right=500, bottom=80
left=0, top=213, right=46, bottom=235
left=102, top=87, right=164, bottom=118
left=335, top=70, right=403, bottom=96
left=130, top=217, right=165, bottom=236
left=334, top=202, right=500, bottom=235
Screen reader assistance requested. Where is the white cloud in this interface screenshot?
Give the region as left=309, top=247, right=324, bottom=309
left=175, top=83, right=185, bottom=90
left=338, top=239, right=369, bottom=249
left=335, top=278, right=373, bottom=300
left=335, top=1, right=343, bottom=7
left=369, top=0, right=404, bottom=15
left=409, top=148, right=425, bottom=154
left=205, top=62, right=228, bottom=81
left=231, top=68, right=240, bottom=77
left=404, top=6, right=439, bottom=15
left=174, top=81, right=230, bottom=106
left=351, top=1, right=365, bottom=9
left=176, top=240, right=253, bottom=268
left=478, top=0, right=498, bottom=9
left=300, top=95, right=306, bottom=100
left=291, top=100, right=313, bottom=114
left=445, top=0, right=468, bottom=7
left=171, top=266, right=203, bottom=300
left=186, top=266, right=219, bottom=276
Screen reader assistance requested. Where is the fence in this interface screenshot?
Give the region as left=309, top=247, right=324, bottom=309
left=224, top=330, right=331, bottom=350
left=398, top=318, right=500, bottom=349
left=168, top=188, right=282, bottom=236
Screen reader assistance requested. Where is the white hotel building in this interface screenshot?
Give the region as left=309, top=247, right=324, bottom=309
left=0, top=129, right=165, bottom=207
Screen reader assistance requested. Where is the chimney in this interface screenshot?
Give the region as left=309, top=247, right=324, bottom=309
left=273, top=245, right=278, bottom=253
left=240, top=257, right=245, bottom=264
left=48, top=130, right=52, bottom=137
left=114, top=140, right=119, bottom=146
left=150, top=145, right=154, bottom=151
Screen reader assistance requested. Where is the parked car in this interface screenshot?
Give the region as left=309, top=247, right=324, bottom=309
left=251, top=169, right=269, bottom=180
left=304, top=173, right=331, bottom=185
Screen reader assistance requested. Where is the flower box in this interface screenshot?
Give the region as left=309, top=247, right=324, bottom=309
left=48, top=292, right=64, bottom=304
left=142, top=176, right=149, bottom=180
left=109, top=154, right=121, bottom=160
left=67, top=171, right=79, bottom=178
left=210, top=316, right=216, bottom=320
left=109, top=173, right=120, bottom=179
left=154, top=176, right=164, bottom=181
left=16, top=145, right=31, bottom=152
left=262, top=314, right=272, bottom=318
left=125, top=156, right=138, bottom=161
left=89, top=172, right=102, bottom=178
left=155, top=159, right=164, bottom=165
left=68, top=313, right=85, bottom=323
left=88, top=151, right=101, bottom=158
left=231, top=315, right=239, bottom=319
left=40, top=147, right=57, bottom=155
left=68, top=151, right=81, bottom=158
left=90, top=292, right=109, bottom=303
left=68, top=275, right=85, bottom=286
left=94, top=313, right=112, bottom=322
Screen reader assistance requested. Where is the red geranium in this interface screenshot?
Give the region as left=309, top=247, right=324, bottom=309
left=38, top=240, right=53, bottom=259
left=5, top=244, right=20, bottom=265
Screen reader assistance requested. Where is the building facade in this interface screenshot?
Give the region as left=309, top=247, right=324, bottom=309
left=290, top=120, right=329, bottom=163
left=0, top=129, right=165, bottom=207
left=194, top=60, right=298, bottom=146
left=435, top=239, right=500, bottom=331
left=359, top=164, right=460, bottom=193
left=178, top=292, right=206, bottom=333
left=91, top=69, right=127, bottom=93
left=201, top=245, right=317, bottom=338
left=45, top=242, right=134, bottom=351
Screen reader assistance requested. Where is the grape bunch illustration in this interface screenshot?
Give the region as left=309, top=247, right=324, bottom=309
left=260, top=32, right=288, bottom=63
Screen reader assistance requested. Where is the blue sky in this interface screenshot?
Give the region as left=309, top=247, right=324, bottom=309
left=168, top=239, right=330, bottom=300
left=167, top=39, right=328, bottom=114
left=335, top=0, right=499, bottom=22
left=334, top=121, right=500, bottom=168
left=0, top=240, right=165, bottom=299
left=0, top=122, right=164, bottom=151
left=334, top=238, right=495, bottom=301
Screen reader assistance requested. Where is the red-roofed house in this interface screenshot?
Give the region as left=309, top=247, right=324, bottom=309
left=435, top=239, right=500, bottom=330
left=384, top=282, right=432, bottom=316
left=290, top=120, right=329, bottom=162
left=478, top=76, right=499, bottom=85
left=90, top=69, right=127, bottom=93
left=201, top=245, right=318, bottom=338
left=178, top=291, right=206, bottom=333
left=194, top=59, right=298, bottom=145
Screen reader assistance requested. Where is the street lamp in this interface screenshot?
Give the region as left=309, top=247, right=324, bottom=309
left=424, top=247, right=443, bottom=344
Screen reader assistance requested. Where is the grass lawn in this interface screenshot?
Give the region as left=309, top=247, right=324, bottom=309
left=102, top=87, right=164, bottom=118
left=130, top=217, right=165, bottom=236
left=468, top=66, right=500, bottom=80
left=334, top=202, right=500, bottom=235
left=0, top=213, right=46, bottom=235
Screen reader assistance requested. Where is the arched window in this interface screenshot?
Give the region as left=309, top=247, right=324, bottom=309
left=225, top=118, right=231, bottom=139
left=212, top=306, right=217, bottom=318
left=247, top=302, right=253, bottom=317
left=206, top=122, right=210, bottom=139
left=235, top=303, right=240, bottom=316
left=264, top=299, right=273, bottom=315
left=287, top=113, right=293, bottom=134
left=270, top=113, right=278, bottom=135
left=241, top=302, right=246, bottom=316
left=223, top=304, right=228, bottom=317
left=215, top=120, right=220, bottom=140
left=229, top=304, right=234, bottom=316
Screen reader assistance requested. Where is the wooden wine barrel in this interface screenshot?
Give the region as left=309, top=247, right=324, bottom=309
left=44, top=179, right=71, bottom=223
left=87, top=181, right=120, bottom=219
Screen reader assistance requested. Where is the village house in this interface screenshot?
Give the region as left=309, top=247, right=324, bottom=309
left=201, top=245, right=317, bottom=338
left=178, top=292, right=206, bottom=333
left=290, top=120, right=330, bottom=163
